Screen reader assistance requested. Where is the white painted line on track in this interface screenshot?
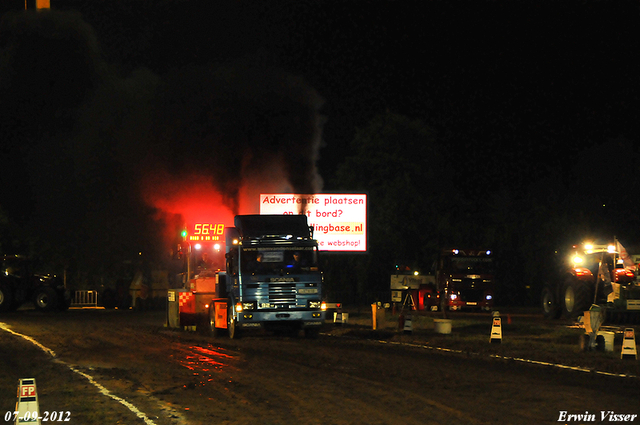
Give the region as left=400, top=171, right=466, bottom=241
left=390, top=340, right=639, bottom=379
left=0, top=322, right=157, bottom=425
left=322, top=332, right=639, bottom=379
left=390, top=340, right=638, bottom=379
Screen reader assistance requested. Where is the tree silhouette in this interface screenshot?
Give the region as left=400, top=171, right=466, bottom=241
left=327, top=111, right=461, bottom=302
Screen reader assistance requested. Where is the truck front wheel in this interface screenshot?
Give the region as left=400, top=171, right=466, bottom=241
left=227, top=302, right=240, bottom=339
left=33, top=287, right=58, bottom=312
left=541, top=285, right=561, bottom=319
left=562, top=278, right=590, bottom=319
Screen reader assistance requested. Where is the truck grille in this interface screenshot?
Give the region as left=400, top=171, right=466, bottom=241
left=461, top=279, right=484, bottom=302
left=269, top=283, right=297, bottom=306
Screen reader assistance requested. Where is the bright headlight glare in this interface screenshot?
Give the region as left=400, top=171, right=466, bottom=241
left=309, top=301, right=324, bottom=309
left=241, top=302, right=256, bottom=311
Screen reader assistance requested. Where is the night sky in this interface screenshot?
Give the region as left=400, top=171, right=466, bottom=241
left=5, top=1, right=639, bottom=179
left=1, top=0, right=640, bottom=291
left=72, top=0, right=640, bottom=197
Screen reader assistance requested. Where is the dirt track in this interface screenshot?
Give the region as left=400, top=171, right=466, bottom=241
left=1, top=308, right=639, bottom=424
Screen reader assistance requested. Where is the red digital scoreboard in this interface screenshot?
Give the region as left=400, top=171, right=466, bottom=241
left=187, top=223, right=225, bottom=242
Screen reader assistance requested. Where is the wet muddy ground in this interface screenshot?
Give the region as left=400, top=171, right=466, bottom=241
left=1, top=308, right=638, bottom=424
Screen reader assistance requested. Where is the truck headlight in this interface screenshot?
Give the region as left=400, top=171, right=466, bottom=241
left=308, top=301, right=323, bottom=309
left=241, top=301, right=256, bottom=311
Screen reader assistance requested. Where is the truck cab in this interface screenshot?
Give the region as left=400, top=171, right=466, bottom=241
left=435, top=249, right=495, bottom=311
left=211, top=215, right=326, bottom=338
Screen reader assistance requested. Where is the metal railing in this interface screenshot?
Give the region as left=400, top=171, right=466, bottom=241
left=71, top=290, right=99, bottom=307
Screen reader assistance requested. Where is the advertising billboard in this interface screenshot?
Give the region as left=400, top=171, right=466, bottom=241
left=260, top=194, right=367, bottom=252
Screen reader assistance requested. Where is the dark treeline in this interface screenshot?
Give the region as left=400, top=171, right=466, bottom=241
left=321, top=112, right=640, bottom=306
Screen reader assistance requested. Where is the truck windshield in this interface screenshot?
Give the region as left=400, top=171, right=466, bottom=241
left=583, top=253, right=614, bottom=273
left=241, top=248, right=318, bottom=274
left=449, top=257, right=494, bottom=274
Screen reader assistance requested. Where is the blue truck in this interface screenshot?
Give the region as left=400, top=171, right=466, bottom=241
left=205, top=214, right=326, bottom=338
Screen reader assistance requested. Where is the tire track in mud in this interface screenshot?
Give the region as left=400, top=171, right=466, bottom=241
left=246, top=340, right=491, bottom=425
left=163, top=340, right=261, bottom=422
left=177, top=334, right=493, bottom=425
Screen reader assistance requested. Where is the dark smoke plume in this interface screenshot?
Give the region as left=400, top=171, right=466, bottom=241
left=0, top=9, right=325, bottom=280
left=146, top=63, right=325, bottom=214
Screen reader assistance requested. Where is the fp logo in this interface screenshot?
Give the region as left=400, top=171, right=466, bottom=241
left=21, top=385, right=36, bottom=397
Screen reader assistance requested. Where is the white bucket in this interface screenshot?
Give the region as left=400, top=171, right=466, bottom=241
left=333, top=312, right=349, bottom=324
left=597, top=331, right=615, bottom=352
left=434, top=319, right=452, bottom=334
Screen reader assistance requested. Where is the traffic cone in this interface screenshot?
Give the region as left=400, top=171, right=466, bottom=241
left=490, top=312, right=502, bottom=343
left=403, top=314, right=413, bottom=334
left=621, top=328, right=637, bottom=360
left=15, top=378, right=41, bottom=424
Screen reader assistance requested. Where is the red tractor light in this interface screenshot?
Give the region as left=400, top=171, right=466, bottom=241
left=574, top=267, right=593, bottom=277
left=614, top=269, right=636, bottom=283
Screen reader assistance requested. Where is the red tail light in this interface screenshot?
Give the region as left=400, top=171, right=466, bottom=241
left=574, top=267, right=592, bottom=277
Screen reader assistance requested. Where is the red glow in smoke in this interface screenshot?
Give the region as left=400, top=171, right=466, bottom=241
left=141, top=171, right=236, bottom=242
left=140, top=158, right=296, bottom=246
